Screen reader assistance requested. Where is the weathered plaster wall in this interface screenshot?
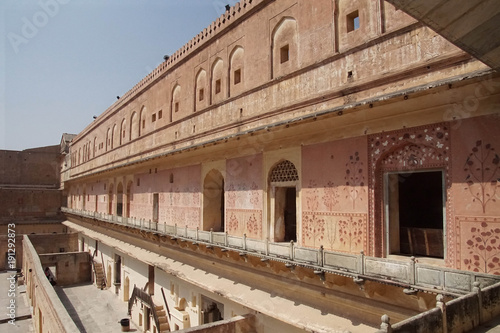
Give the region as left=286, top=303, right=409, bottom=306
left=450, top=115, right=500, bottom=275
left=131, top=164, right=202, bottom=227
left=302, top=136, right=368, bottom=253
left=23, top=235, right=80, bottom=333
left=28, top=233, right=79, bottom=255
left=39, top=252, right=91, bottom=286
left=226, top=154, right=263, bottom=238
left=0, top=145, right=60, bottom=185
left=0, top=145, right=62, bottom=224
left=0, top=188, right=62, bottom=220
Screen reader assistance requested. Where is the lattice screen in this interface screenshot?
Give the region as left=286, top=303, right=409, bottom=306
left=270, top=160, right=299, bottom=182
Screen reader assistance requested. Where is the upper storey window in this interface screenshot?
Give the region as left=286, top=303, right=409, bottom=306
left=234, top=69, right=241, bottom=85
left=272, top=17, right=298, bottom=79
left=171, top=84, right=181, bottom=121
left=195, top=69, right=207, bottom=112
left=280, top=44, right=290, bottom=63
left=211, top=58, right=224, bottom=104
left=347, top=10, right=360, bottom=32
left=130, top=112, right=139, bottom=141
left=229, top=46, right=244, bottom=97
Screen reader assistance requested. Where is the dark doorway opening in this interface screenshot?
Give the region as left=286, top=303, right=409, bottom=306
left=203, top=170, right=225, bottom=232
left=152, top=193, right=159, bottom=223
left=275, top=187, right=297, bottom=242
left=387, top=171, right=444, bottom=258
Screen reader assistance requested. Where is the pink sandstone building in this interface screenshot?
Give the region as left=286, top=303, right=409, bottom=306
left=10, top=0, right=500, bottom=332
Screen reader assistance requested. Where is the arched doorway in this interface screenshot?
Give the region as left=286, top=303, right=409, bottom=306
left=117, top=183, right=123, bottom=217
left=108, top=184, right=114, bottom=215
left=203, top=170, right=225, bottom=232
left=374, top=142, right=447, bottom=259
left=269, top=160, right=299, bottom=242
left=126, top=181, right=133, bottom=218
left=82, top=188, right=87, bottom=211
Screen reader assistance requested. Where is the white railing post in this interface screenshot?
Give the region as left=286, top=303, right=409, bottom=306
left=436, top=294, right=446, bottom=333
left=410, top=256, right=416, bottom=285
left=318, top=245, right=324, bottom=267
left=290, top=241, right=294, bottom=260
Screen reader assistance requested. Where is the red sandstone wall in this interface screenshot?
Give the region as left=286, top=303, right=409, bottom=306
left=131, top=165, right=202, bottom=227
left=0, top=188, right=61, bottom=220
left=0, top=145, right=60, bottom=186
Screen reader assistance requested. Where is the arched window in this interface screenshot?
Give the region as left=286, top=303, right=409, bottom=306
left=130, top=112, right=138, bottom=140
left=106, top=128, right=111, bottom=151
left=271, top=17, right=298, bottom=79
left=171, top=84, right=181, bottom=122
left=211, top=58, right=224, bottom=105
left=195, top=69, right=207, bottom=112
left=93, top=137, right=97, bottom=157
left=139, top=106, right=146, bottom=136
left=229, top=46, right=244, bottom=98
left=120, top=119, right=126, bottom=145
left=112, top=124, right=118, bottom=149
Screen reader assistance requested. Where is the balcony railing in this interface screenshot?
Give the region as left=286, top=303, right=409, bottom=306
left=62, top=207, right=500, bottom=295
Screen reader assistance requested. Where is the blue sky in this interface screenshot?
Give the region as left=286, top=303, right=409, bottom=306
left=1, top=0, right=231, bottom=151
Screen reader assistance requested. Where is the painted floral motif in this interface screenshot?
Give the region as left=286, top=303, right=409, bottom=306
left=303, top=214, right=325, bottom=247
left=322, top=181, right=339, bottom=211
left=368, top=123, right=451, bottom=258
left=370, top=125, right=450, bottom=169
left=345, top=152, right=365, bottom=210
left=227, top=212, right=239, bottom=233
left=338, top=216, right=364, bottom=252
left=249, top=182, right=260, bottom=208
left=464, top=141, right=500, bottom=213
left=464, top=222, right=500, bottom=275
left=246, top=213, right=262, bottom=238
left=306, top=180, right=320, bottom=211
left=325, top=221, right=338, bottom=250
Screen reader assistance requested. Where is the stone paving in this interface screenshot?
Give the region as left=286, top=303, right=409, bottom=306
left=54, top=282, right=139, bottom=333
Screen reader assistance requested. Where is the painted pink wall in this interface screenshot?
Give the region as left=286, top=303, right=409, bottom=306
left=226, top=154, right=263, bottom=238
left=450, top=115, right=500, bottom=274
left=131, top=165, right=201, bottom=228
left=302, top=136, right=368, bottom=253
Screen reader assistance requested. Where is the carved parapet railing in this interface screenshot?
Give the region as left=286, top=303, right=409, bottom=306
left=62, top=207, right=500, bottom=295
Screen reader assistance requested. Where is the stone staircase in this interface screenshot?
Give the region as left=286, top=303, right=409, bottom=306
left=93, top=261, right=106, bottom=289
left=154, top=303, right=170, bottom=332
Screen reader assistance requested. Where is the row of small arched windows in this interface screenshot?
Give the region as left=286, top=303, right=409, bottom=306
left=72, top=7, right=367, bottom=167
